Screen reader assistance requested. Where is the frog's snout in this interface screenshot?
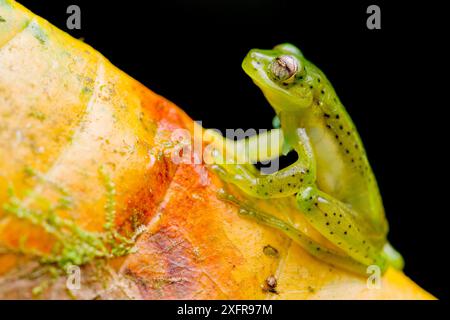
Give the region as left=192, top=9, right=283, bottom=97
left=246, top=49, right=273, bottom=65
left=242, top=49, right=274, bottom=76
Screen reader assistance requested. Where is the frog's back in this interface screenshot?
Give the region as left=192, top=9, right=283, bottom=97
left=300, top=60, right=388, bottom=239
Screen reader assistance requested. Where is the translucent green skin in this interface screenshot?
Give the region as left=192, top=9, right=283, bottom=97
left=216, top=44, right=403, bottom=274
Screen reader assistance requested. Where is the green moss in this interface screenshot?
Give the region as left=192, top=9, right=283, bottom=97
left=1, top=166, right=146, bottom=271
left=28, top=109, right=47, bottom=121
left=31, top=281, right=48, bottom=297
left=28, top=20, right=48, bottom=45
left=81, top=86, right=93, bottom=95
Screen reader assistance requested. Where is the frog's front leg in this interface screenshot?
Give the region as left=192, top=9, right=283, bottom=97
left=296, top=185, right=390, bottom=270
left=205, top=128, right=288, bottom=165
left=212, top=128, right=315, bottom=199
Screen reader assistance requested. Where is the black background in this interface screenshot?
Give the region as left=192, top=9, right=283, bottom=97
left=16, top=0, right=446, bottom=299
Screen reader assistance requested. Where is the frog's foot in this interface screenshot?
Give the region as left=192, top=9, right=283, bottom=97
left=209, top=127, right=311, bottom=198
left=296, top=185, right=390, bottom=272
left=218, top=191, right=369, bottom=275
left=212, top=158, right=315, bottom=199
left=210, top=162, right=257, bottom=187
left=212, top=126, right=316, bottom=199
left=382, top=242, right=404, bottom=270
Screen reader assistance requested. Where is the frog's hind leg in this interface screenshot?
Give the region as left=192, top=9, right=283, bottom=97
left=296, top=185, right=390, bottom=272
left=218, top=191, right=368, bottom=275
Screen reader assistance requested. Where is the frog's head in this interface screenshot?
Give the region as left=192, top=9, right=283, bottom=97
left=242, top=43, right=317, bottom=113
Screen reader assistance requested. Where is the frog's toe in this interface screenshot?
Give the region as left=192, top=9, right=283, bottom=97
left=210, top=163, right=243, bottom=183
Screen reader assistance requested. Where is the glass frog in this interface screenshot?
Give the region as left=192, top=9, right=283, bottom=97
left=212, top=43, right=403, bottom=274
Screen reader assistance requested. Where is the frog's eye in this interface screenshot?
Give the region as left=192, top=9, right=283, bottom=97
left=269, top=55, right=300, bottom=82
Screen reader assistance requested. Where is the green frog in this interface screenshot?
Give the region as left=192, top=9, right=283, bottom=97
left=212, top=43, right=403, bottom=274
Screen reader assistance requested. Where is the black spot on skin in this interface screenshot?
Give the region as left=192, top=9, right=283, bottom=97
left=318, top=78, right=321, bottom=83
left=330, top=231, right=334, bottom=235
left=279, top=189, right=283, bottom=193
left=326, top=222, right=330, bottom=226
left=321, top=90, right=325, bottom=95
left=324, top=113, right=330, bottom=118
left=326, top=124, right=331, bottom=129
left=324, top=212, right=328, bottom=216
left=336, top=115, right=340, bottom=119
left=344, top=231, right=348, bottom=235
left=347, top=131, right=351, bottom=136
left=335, top=135, right=339, bottom=139
left=337, top=221, right=341, bottom=224
left=310, top=85, right=313, bottom=89
left=339, top=125, right=343, bottom=130
left=345, top=149, right=350, bottom=154
left=348, top=225, right=352, bottom=228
